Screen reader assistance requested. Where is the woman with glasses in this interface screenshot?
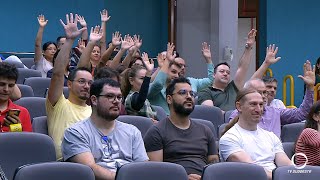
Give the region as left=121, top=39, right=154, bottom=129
left=121, top=52, right=157, bottom=122
left=295, top=101, right=320, bottom=166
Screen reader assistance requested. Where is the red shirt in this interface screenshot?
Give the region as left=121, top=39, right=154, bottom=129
left=0, top=99, right=32, bottom=132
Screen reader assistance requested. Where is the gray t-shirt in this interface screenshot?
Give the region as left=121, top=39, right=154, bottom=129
left=62, top=118, right=149, bottom=172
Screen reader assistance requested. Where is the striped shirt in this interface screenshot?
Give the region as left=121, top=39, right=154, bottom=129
left=295, top=128, right=320, bottom=166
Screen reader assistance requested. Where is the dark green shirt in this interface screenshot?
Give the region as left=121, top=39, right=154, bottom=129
left=198, top=80, right=238, bottom=111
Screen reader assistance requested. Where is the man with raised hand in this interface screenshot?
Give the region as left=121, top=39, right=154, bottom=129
left=198, top=29, right=257, bottom=112
left=46, top=13, right=94, bottom=160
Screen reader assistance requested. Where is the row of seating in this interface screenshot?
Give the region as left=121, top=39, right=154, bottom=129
left=0, top=132, right=317, bottom=180
left=17, top=83, right=69, bottom=98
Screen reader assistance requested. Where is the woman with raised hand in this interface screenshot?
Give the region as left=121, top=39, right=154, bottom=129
left=34, top=14, right=57, bottom=77
left=121, top=52, right=157, bottom=122
left=77, top=25, right=103, bottom=75
left=295, top=101, right=320, bottom=166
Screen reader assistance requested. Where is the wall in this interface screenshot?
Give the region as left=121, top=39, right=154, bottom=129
left=0, top=0, right=167, bottom=58
left=260, top=0, right=320, bottom=105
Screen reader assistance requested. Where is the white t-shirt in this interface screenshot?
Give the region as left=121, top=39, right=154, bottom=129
left=35, top=56, right=53, bottom=77
left=270, top=99, right=286, bottom=109
left=219, top=123, right=284, bottom=171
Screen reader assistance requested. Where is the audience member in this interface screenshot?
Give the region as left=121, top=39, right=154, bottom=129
left=262, top=76, right=286, bottom=109
left=144, top=77, right=216, bottom=180
left=34, top=14, right=57, bottom=77
left=229, top=49, right=315, bottom=138
left=122, top=53, right=157, bottom=121
left=220, top=89, right=292, bottom=180
left=0, top=62, right=32, bottom=132
left=147, top=43, right=181, bottom=115
left=62, top=78, right=148, bottom=180
left=295, top=101, right=320, bottom=166
left=174, top=42, right=214, bottom=92
left=46, top=13, right=92, bottom=160
left=198, top=29, right=257, bottom=112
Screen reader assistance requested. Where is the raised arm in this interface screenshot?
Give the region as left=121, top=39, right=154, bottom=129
left=280, top=60, right=315, bottom=124
left=98, top=31, right=121, bottom=69
left=34, top=14, right=48, bottom=63
left=77, top=15, right=88, bottom=41
left=234, top=29, right=257, bottom=90
left=130, top=53, right=154, bottom=110
left=251, top=44, right=281, bottom=79
left=122, top=35, right=143, bottom=68
left=48, top=13, right=86, bottom=106
left=77, top=26, right=103, bottom=69
left=151, top=53, right=165, bottom=82
left=109, top=35, right=134, bottom=69
left=100, top=9, right=111, bottom=55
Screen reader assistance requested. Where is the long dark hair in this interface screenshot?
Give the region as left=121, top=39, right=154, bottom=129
left=316, top=57, right=320, bottom=75
left=120, top=65, right=146, bottom=99
left=221, top=88, right=258, bottom=137
left=304, top=101, right=320, bottom=130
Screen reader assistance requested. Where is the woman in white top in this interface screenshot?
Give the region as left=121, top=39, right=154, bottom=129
left=34, top=14, right=57, bottom=77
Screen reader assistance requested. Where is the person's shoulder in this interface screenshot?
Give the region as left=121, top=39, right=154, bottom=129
left=220, top=125, right=238, bottom=140
left=67, top=118, right=91, bottom=132
left=301, top=128, right=318, bottom=135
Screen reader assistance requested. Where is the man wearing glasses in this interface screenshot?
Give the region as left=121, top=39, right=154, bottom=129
left=46, top=13, right=92, bottom=160
left=62, top=78, right=148, bottom=180
left=144, top=77, right=216, bottom=180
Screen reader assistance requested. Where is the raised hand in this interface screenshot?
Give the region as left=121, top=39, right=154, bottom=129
left=76, top=38, right=86, bottom=53
left=298, top=60, right=315, bottom=88
left=37, top=14, right=48, bottom=27
left=246, top=29, right=257, bottom=47
left=100, top=9, right=111, bottom=22
left=166, top=42, right=176, bottom=61
left=141, top=52, right=154, bottom=73
left=89, top=25, right=103, bottom=42
left=202, top=42, right=211, bottom=61
left=133, top=34, right=142, bottom=49
left=121, top=35, right=134, bottom=50
left=60, top=13, right=87, bottom=40
left=112, top=31, right=121, bottom=46
left=265, top=44, right=281, bottom=65
left=77, top=15, right=87, bottom=27
left=156, top=53, right=165, bottom=68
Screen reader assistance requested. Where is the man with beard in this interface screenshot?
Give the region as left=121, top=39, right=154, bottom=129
left=46, top=13, right=92, bottom=160
left=62, top=78, right=148, bottom=180
left=144, top=77, right=216, bottom=180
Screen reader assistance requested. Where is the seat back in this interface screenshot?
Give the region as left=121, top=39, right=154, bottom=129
left=189, top=105, right=224, bottom=137
left=202, top=162, right=268, bottom=180
left=17, top=68, right=42, bottom=84
left=17, top=84, right=34, bottom=97
left=24, top=77, right=51, bottom=97
left=0, top=132, right=56, bottom=180
left=224, top=110, right=234, bottom=123
left=13, top=162, right=95, bottom=180
left=151, top=105, right=167, bottom=121
left=32, top=116, right=48, bottom=135
left=20, top=58, right=35, bottom=69
left=281, top=122, right=304, bottom=142
left=218, top=123, right=228, bottom=138
left=44, top=87, right=69, bottom=98
left=116, top=161, right=188, bottom=180
left=282, top=142, right=295, bottom=159
left=4, top=59, right=25, bottom=68
left=117, top=115, right=153, bottom=137
left=14, top=97, right=46, bottom=120
left=273, top=165, right=320, bottom=180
